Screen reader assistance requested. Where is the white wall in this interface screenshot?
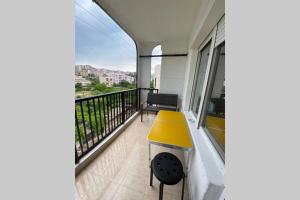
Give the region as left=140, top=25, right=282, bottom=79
left=184, top=111, right=224, bottom=200
left=159, top=56, right=187, bottom=107
left=182, top=0, right=225, bottom=200
left=159, top=40, right=188, bottom=109
left=138, top=40, right=188, bottom=109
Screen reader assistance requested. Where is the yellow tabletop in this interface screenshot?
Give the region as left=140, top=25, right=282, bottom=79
left=147, top=110, right=193, bottom=150
left=206, top=115, right=225, bottom=150
left=155, top=110, right=186, bottom=123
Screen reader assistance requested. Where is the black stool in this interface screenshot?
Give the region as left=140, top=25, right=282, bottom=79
left=150, top=152, right=185, bottom=200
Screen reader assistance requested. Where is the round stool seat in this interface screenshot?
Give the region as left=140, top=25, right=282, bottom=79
left=151, top=152, right=184, bottom=185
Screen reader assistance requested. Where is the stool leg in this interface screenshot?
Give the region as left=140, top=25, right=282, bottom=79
left=181, top=175, right=185, bottom=200
left=159, top=182, right=164, bottom=200
left=150, top=166, right=153, bottom=186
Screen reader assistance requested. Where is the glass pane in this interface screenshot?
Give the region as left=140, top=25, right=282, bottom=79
left=204, top=43, right=225, bottom=152
left=191, top=41, right=211, bottom=116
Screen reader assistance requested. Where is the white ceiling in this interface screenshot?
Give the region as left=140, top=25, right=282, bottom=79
left=95, top=0, right=203, bottom=44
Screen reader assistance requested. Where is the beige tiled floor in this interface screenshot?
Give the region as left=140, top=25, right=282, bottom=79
left=75, top=114, right=189, bottom=200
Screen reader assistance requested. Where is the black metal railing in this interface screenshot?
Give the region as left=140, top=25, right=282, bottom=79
left=75, top=88, right=158, bottom=163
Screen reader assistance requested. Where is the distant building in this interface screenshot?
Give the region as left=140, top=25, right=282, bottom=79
left=99, top=70, right=135, bottom=86
left=154, top=64, right=161, bottom=89
left=76, top=65, right=136, bottom=87
left=99, top=74, right=113, bottom=86
left=75, top=75, right=91, bottom=86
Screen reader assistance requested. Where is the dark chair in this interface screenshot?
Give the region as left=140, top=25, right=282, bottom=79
left=150, top=152, right=185, bottom=200
left=141, top=93, right=178, bottom=121
left=208, top=98, right=225, bottom=117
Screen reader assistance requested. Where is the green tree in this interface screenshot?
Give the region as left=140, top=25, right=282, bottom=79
left=150, top=79, right=154, bottom=88
left=75, top=83, right=82, bottom=91
left=118, top=80, right=131, bottom=88
left=94, top=83, right=107, bottom=91
left=89, top=77, right=100, bottom=86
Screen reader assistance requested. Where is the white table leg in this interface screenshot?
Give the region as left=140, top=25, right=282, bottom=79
left=185, top=150, right=192, bottom=176
left=148, top=142, right=151, bottom=167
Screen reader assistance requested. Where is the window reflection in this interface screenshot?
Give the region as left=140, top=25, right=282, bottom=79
left=205, top=43, right=225, bottom=151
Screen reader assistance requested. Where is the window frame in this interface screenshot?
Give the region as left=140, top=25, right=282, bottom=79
left=189, top=27, right=217, bottom=122
left=199, top=41, right=225, bottom=161
left=188, top=25, right=226, bottom=161
left=190, top=41, right=211, bottom=117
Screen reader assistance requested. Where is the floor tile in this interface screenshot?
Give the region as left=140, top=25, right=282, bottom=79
left=75, top=114, right=190, bottom=200
left=113, top=185, right=145, bottom=200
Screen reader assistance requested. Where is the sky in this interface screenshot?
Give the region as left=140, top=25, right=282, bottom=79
left=75, top=0, right=137, bottom=72
left=151, top=45, right=162, bottom=74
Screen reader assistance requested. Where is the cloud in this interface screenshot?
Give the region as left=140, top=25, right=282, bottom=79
left=75, top=0, right=137, bottom=72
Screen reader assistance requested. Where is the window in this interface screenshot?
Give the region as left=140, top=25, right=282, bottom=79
left=190, top=41, right=212, bottom=116
left=202, top=42, right=225, bottom=158
left=151, top=45, right=161, bottom=89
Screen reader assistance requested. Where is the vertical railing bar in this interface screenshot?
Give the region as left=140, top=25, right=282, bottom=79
left=110, top=94, right=113, bottom=130
left=121, top=92, right=125, bottom=124
left=106, top=95, right=111, bottom=133
left=80, top=101, right=89, bottom=149
left=92, top=98, right=100, bottom=142
left=97, top=97, right=104, bottom=138
left=130, top=90, right=133, bottom=116
left=114, top=94, right=117, bottom=127
left=117, top=94, right=120, bottom=125
left=129, top=90, right=132, bottom=117
left=127, top=91, right=130, bottom=119
left=138, top=88, right=141, bottom=110
left=128, top=91, right=130, bottom=118
left=87, top=100, right=95, bottom=146
left=118, top=93, right=121, bottom=123
left=133, top=89, right=135, bottom=112
left=102, top=96, right=107, bottom=135
left=129, top=90, right=131, bottom=117
left=119, top=93, right=122, bottom=123
left=75, top=108, right=84, bottom=155
left=109, top=95, right=113, bottom=130
left=75, top=147, right=79, bottom=164
left=114, top=94, right=118, bottom=127
left=135, top=89, right=138, bottom=112
left=115, top=94, right=118, bottom=126
left=126, top=91, right=129, bottom=119
left=116, top=94, right=118, bottom=125
left=119, top=93, right=122, bottom=124
left=116, top=93, right=119, bottom=125
left=124, top=91, right=127, bottom=120
left=111, top=94, right=115, bottom=129
left=114, top=94, right=116, bottom=127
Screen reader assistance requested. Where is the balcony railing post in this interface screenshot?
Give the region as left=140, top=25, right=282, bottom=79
left=135, top=89, right=138, bottom=111
left=75, top=147, right=79, bottom=164
left=138, top=88, right=141, bottom=110
left=121, top=92, right=125, bottom=124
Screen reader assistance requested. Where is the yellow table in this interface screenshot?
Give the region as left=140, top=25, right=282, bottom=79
left=147, top=110, right=193, bottom=173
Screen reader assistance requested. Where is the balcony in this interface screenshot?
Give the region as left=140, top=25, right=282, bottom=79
left=75, top=112, right=189, bottom=200
left=74, top=0, right=225, bottom=199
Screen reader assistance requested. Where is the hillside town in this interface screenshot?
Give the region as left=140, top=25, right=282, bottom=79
left=75, top=65, right=135, bottom=87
